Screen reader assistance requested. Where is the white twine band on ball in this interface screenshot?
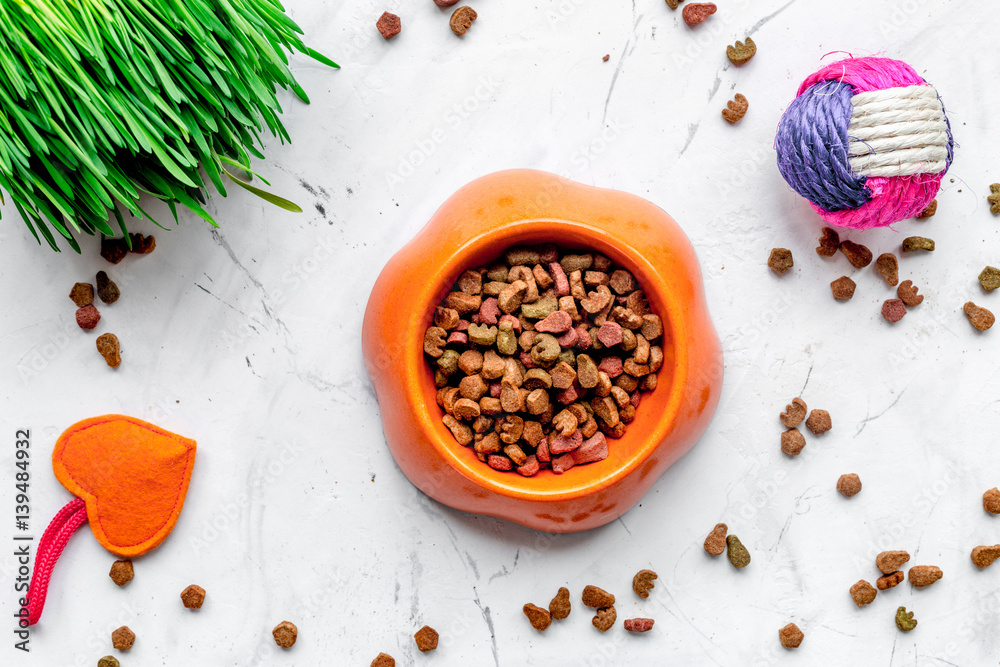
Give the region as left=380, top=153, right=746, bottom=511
left=847, top=85, right=950, bottom=178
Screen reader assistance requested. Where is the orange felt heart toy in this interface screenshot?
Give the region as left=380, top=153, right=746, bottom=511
left=26, top=415, right=196, bottom=625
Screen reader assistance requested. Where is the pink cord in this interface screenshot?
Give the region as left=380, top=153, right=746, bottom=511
left=27, top=498, right=88, bottom=626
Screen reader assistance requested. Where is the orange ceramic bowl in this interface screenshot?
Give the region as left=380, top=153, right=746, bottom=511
left=362, top=169, right=722, bottom=532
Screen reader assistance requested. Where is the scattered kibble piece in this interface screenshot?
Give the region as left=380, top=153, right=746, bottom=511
left=971, top=545, right=1000, bottom=569
left=980, top=267, right=1000, bottom=291
left=682, top=2, right=716, bottom=25
left=582, top=585, right=615, bottom=608
left=180, top=584, right=206, bottom=609
left=602, top=54, right=610, bottom=62
left=632, top=569, right=658, bottom=598
left=624, top=618, right=655, bottom=633
left=704, top=523, right=728, bottom=555
left=875, top=253, right=899, bottom=286
left=371, top=653, right=395, bottom=667
left=831, top=276, right=856, bottom=300
left=837, top=473, right=861, bottom=497
left=523, top=603, right=552, bottom=631
left=984, top=487, right=1000, bottom=514
left=767, top=248, right=792, bottom=274
left=449, top=6, right=477, bottom=35
left=434, top=0, right=460, bottom=6
left=726, top=534, right=750, bottom=569
left=964, top=302, right=995, bottom=331
left=100, top=237, right=128, bottom=264
left=902, top=236, right=935, bottom=252
left=666, top=0, right=682, bottom=9
left=549, top=587, right=571, bottom=620
left=916, top=200, right=937, bottom=218
left=376, top=12, right=401, bottom=39
left=722, top=93, right=748, bottom=123
left=816, top=227, right=840, bottom=257
left=98, top=657, right=120, bottom=667
left=840, top=240, right=873, bottom=268
left=414, top=625, right=439, bottom=651
left=726, top=37, right=755, bottom=65
left=881, top=299, right=907, bottom=323
left=877, top=571, right=904, bottom=590
left=592, top=606, right=616, bottom=632
left=96, top=333, right=121, bottom=368
left=778, top=623, right=804, bottom=648
left=780, top=428, right=806, bottom=456
left=877, top=551, right=910, bottom=574
left=895, top=606, right=917, bottom=632
left=69, top=282, right=94, bottom=307
left=805, top=409, right=831, bottom=435
left=779, top=398, right=807, bottom=428
left=897, top=280, right=923, bottom=307
left=109, top=560, right=133, bottom=587
left=272, top=621, right=297, bottom=648
left=111, top=626, right=135, bottom=650
left=988, top=184, right=1000, bottom=214
left=96, top=271, right=120, bottom=304
left=850, top=580, right=877, bottom=606
left=76, top=305, right=101, bottom=330
left=128, top=233, right=156, bottom=254
left=908, top=565, right=943, bottom=588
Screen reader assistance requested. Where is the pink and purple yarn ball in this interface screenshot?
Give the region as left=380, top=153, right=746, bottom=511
left=775, top=56, right=954, bottom=230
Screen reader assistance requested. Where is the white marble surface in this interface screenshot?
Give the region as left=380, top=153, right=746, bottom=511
left=2, top=0, right=1000, bottom=664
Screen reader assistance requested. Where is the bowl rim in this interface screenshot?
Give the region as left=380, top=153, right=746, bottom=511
left=401, top=217, right=692, bottom=502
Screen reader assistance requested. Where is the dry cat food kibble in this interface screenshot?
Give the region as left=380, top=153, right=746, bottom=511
left=831, top=276, right=856, bottom=300
left=109, top=560, right=133, bottom=586
left=722, top=93, right=748, bottom=123
left=704, top=523, right=727, bottom=555
left=111, top=626, right=135, bottom=650
left=877, top=571, right=904, bottom=590
left=726, top=37, right=755, bottom=65
left=272, top=621, right=297, bottom=648
left=592, top=606, right=616, bottom=632
left=964, top=302, right=995, bottom=331
left=523, top=603, right=552, bottom=631
left=779, top=398, right=807, bottom=428
left=780, top=428, right=806, bottom=456
left=70, top=282, right=94, bottom=307
left=850, top=580, right=877, bottom=606
left=971, top=545, right=1000, bottom=569
left=77, top=305, right=101, bottom=330
left=837, top=473, right=861, bottom=498
left=988, top=184, right=1000, bottom=214
left=129, top=232, right=156, bottom=254
left=97, top=271, right=120, bottom=304
left=371, top=653, right=395, bottom=667
left=984, top=488, right=1000, bottom=514
left=180, top=584, right=206, bottom=609
left=897, top=280, right=923, bottom=307
left=902, top=236, right=935, bottom=253
left=623, top=618, right=654, bottom=633
left=881, top=299, right=907, bottom=323
left=101, top=236, right=129, bottom=264
left=876, top=550, right=910, bottom=574
left=805, top=409, right=831, bottom=435
left=816, top=227, right=840, bottom=257
left=895, top=606, right=917, bottom=632
left=778, top=623, right=804, bottom=649
left=979, top=267, right=1000, bottom=291
left=916, top=199, right=937, bottom=218
left=840, top=240, right=873, bottom=268
left=582, top=585, right=615, bottom=608
left=908, top=565, right=942, bottom=588
left=98, top=657, right=120, bottom=667
left=449, top=6, right=477, bottom=35
left=424, top=246, right=666, bottom=475
left=665, top=0, right=682, bottom=9
left=549, top=587, right=571, bottom=620
left=414, top=625, right=439, bottom=651
left=726, top=534, right=750, bottom=569
left=632, top=569, right=658, bottom=598
left=376, top=12, right=401, bottom=39
left=682, top=2, right=716, bottom=25
left=96, top=333, right=121, bottom=368
left=875, top=253, right=899, bottom=286
left=768, top=248, right=793, bottom=274
left=434, top=0, right=460, bottom=6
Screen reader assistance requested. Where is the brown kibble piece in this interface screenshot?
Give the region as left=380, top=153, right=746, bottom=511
left=876, top=551, right=910, bottom=575
left=979, top=267, right=1000, bottom=291
left=897, top=280, right=923, bottom=307
left=665, top=0, right=682, bottom=9
left=840, top=240, right=873, bottom=268
left=450, top=6, right=477, bottom=35
left=805, top=409, right=831, bottom=435
left=523, top=603, right=552, bottom=631
left=780, top=428, right=806, bottom=456
left=109, top=560, right=133, bottom=587
left=181, top=584, right=206, bottom=609
left=768, top=248, right=793, bottom=274
left=592, top=606, right=616, bottom=632
left=831, top=276, right=856, bottom=300
left=971, top=545, right=1000, bottom=569
left=779, top=397, right=807, bottom=428
left=76, top=304, right=101, bottom=330
left=96, top=271, right=120, bottom=304
left=69, top=282, right=94, bottom=307
left=726, top=37, right=755, bottom=65
left=917, top=199, right=937, bottom=218
left=682, top=2, right=716, bottom=25
left=902, top=236, right=935, bottom=252
left=837, top=473, right=861, bottom=497
left=990, top=184, right=1000, bottom=214
left=376, top=12, right=401, bottom=39
left=850, top=580, right=877, bottom=606
left=414, top=625, right=439, bottom=651
left=875, top=253, right=899, bottom=286
left=722, top=93, right=748, bottom=123
left=582, top=585, right=615, bottom=608
left=778, top=623, right=804, bottom=649
left=273, top=621, right=298, bottom=648
left=623, top=618, right=655, bottom=633
left=111, top=626, right=135, bottom=650
left=97, top=333, right=121, bottom=368
left=98, top=657, right=120, bottom=667
left=100, top=237, right=128, bottom=264
left=881, top=299, right=907, bottom=324
left=964, top=302, right=995, bottom=331
left=704, top=522, right=727, bottom=555
left=984, top=488, right=1000, bottom=514
left=816, top=227, right=840, bottom=257
left=371, top=654, right=396, bottom=667
left=908, top=565, right=943, bottom=588
left=877, top=571, right=904, bottom=590
left=602, top=54, right=610, bottom=62
left=549, top=587, right=571, bottom=620
left=632, top=570, right=658, bottom=599
left=128, top=233, right=156, bottom=254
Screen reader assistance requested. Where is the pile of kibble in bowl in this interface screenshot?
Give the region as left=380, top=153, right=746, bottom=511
left=423, top=245, right=666, bottom=476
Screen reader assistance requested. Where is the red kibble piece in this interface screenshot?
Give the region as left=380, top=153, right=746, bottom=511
left=551, top=453, right=576, bottom=474
left=488, top=454, right=513, bottom=471
left=881, top=299, right=907, bottom=323
left=597, top=356, right=623, bottom=378
left=549, top=430, right=583, bottom=455
left=597, top=321, right=623, bottom=347
left=682, top=2, right=716, bottom=25
left=623, top=618, right=654, bottom=633
left=572, top=433, right=608, bottom=464
left=376, top=12, right=401, bottom=39
left=536, top=310, right=572, bottom=333
left=76, top=304, right=101, bottom=330
left=516, top=455, right=540, bottom=477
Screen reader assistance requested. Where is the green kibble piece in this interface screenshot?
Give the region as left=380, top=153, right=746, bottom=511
left=895, top=606, right=917, bottom=632
left=468, top=323, right=498, bottom=346
left=497, top=324, right=518, bottom=355
left=726, top=535, right=751, bottom=569
left=531, top=334, right=562, bottom=366
left=979, top=266, right=1000, bottom=291
left=902, top=236, right=935, bottom=252
left=98, top=658, right=120, bottom=667
left=486, top=264, right=508, bottom=282
left=520, top=295, right=558, bottom=319
left=437, top=349, right=460, bottom=376
left=557, top=349, right=576, bottom=367
left=621, top=328, right=637, bottom=351
left=505, top=247, right=540, bottom=266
